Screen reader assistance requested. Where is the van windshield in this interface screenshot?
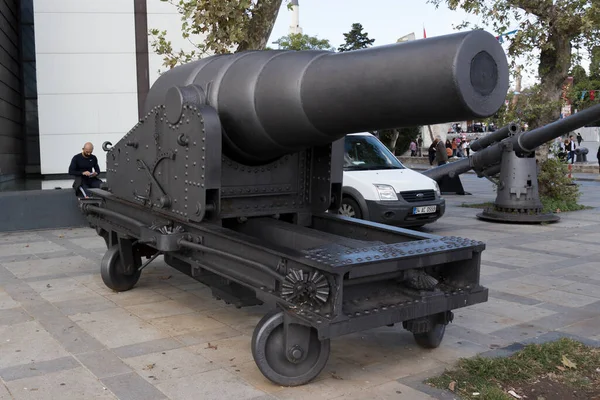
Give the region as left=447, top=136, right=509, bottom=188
left=343, top=135, right=405, bottom=171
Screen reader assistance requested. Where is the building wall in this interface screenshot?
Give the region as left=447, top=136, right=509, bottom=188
left=0, top=0, right=24, bottom=181
left=32, top=0, right=206, bottom=176
left=33, top=0, right=138, bottom=175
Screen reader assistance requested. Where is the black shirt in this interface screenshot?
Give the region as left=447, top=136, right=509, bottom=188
left=69, top=153, right=100, bottom=176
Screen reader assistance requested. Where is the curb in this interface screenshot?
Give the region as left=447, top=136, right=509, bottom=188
left=406, top=166, right=600, bottom=182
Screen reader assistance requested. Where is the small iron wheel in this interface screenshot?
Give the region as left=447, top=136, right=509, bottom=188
left=251, top=310, right=330, bottom=387
left=100, top=245, right=141, bottom=292
left=413, top=322, right=446, bottom=349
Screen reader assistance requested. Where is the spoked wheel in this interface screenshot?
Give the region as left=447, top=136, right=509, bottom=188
left=251, top=310, right=330, bottom=387
left=413, top=322, right=446, bottom=348
left=100, top=245, right=141, bottom=292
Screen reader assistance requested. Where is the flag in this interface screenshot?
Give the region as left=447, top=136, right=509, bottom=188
left=423, top=25, right=427, bottom=39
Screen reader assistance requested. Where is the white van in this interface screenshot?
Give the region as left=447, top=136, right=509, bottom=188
left=339, top=132, right=445, bottom=228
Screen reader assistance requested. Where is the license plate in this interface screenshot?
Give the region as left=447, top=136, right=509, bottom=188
left=413, top=205, right=437, bottom=214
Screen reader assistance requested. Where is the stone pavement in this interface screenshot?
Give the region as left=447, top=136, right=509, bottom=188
left=1, top=175, right=600, bottom=400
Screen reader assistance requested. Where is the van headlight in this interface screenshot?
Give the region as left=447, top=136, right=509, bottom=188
left=374, top=184, right=398, bottom=201
left=434, top=181, right=441, bottom=196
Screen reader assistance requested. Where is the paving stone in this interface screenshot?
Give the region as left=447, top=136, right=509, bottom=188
left=6, top=366, right=116, bottom=399
left=173, top=325, right=243, bottom=346
left=0, top=241, right=66, bottom=258
left=52, top=295, right=117, bottom=316
left=485, top=279, right=548, bottom=297
left=75, top=349, right=133, bottom=379
left=125, top=300, right=196, bottom=320
left=331, top=380, right=436, bottom=399
left=0, top=307, right=33, bottom=326
left=487, top=323, right=549, bottom=343
left=123, top=346, right=219, bottom=383
left=488, top=290, right=544, bottom=306
left=557, top=316, right=600, bottom=339
left=70, top=308, right=169, bottom=349
left=102, top=372, right=167, bottom=400
left=2, top=255, right=96, bottom=280
left=559, top=282, right=600, bottom=299
left=0, top=321, right=70, bottom=369
left=0, top=289, right=19, bottom=310
left=27, top=277, right=99, bottom=303
left=191, top=334, right=255, bottom=367
left=467, top=297, right=557, bottom=322
left=529, top=288, right=599, bottom=308
left=112, top=338, right=184, bottom=359
left=482, top=247, right=568, bottom=268
left=0, top=356, right=80, bottom=382
left=155, top=368, right=266, bottom=400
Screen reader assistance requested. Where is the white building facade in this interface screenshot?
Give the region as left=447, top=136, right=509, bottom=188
left=0, top=0, right=205, bottom=180
left=35, top=0, right=203, bottom=176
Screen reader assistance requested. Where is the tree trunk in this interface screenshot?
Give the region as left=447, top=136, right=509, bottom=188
left=532, top=30, right=572, bottom=161
left=426, top=125, right=435, bottom=142
left=237, top=0, right=284, bottom=51
left=389, top=130, right=400, bottom=154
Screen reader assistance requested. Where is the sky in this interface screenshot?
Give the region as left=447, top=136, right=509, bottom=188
left=265, top=0, right=589, bottom=89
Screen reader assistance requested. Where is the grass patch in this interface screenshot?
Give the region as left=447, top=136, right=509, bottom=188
left=426, top=338, right=600, bottom=400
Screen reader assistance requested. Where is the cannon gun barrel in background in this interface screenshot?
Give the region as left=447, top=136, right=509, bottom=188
left=424, top=103, right=600, bottom=182
left=469, top=122, right=520, bottom=152
left=423, top=102, right=600, bottom=222
left=471, top=102, right=600, bottom=172
left=144, top=30, right=509, bottom=165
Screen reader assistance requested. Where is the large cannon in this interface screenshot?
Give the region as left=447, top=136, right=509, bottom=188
left=80, top=30, right=507, bottom=387
left=423, top=103, right=600, bottom=222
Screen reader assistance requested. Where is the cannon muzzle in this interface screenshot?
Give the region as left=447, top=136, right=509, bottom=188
left=145, top=30, right=509, bottom=164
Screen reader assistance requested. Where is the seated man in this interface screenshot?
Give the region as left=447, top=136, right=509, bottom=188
left=69, top=142, right=102, bottom=197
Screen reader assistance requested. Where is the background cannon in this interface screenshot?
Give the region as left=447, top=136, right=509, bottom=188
left=422, top=103, right=600, bottom=222
left=575, top=147, right=589, bottom=162
left=80, top=30, right=508, bottom=387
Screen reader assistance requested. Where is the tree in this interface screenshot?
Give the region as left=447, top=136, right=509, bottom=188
left=429, top=0, right=600, bottom=132
left=149, top=0, right=288, bottom=70
left=272, top=33, right=334, bottom=51
left=338, top=23, right=375, bottom=52
left=566, top=62, right=600, bottom=115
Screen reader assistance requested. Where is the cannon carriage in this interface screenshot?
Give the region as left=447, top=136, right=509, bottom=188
left=80, top=30, right=509, bottom=386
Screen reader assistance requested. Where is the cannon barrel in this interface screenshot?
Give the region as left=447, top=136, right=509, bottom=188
left=469, top=122, right=520, bottom=152
left=144, top=30, right=509, bottom=165
left=423, top=103, right=600, bottom=182
left=518, top=103, right=600, bottom=152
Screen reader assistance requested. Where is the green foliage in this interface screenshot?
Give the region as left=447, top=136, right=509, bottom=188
left=149, top=0, right=286, bottom=70
left=566, top=57, right=600, bottom=113
left=337, top=23, right=375, bottom=52
left=537, top=158, right=585, bottom=212
left=272, top=33, right=334, bottom=51
left=377, top=127, right=421, bottom=155
left=427, top=338, right=600, bottom=400
left=429, top=0, right=600, bottom=129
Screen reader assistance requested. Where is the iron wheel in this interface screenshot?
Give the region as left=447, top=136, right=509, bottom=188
left=251, top=310, right=330, bottom=387
left=100, top=245, right=141, bottom=292
left=413, top=322, right=446, bottom=349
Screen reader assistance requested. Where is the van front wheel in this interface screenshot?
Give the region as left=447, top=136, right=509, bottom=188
left=339, top=197, right=362, bottom=219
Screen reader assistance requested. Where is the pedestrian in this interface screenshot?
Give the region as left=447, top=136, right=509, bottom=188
left=69, top=142, right=102, bottom=197
left=436, top=137, right=448, bottom=166
left=417, top=136, right=423, bottom=156
left=409, top=140, right=417, bottom=157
